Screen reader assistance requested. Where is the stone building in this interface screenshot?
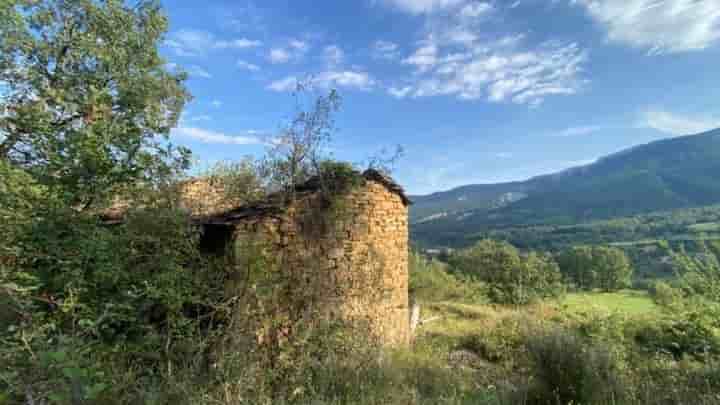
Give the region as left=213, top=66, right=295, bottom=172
left=200, top=169, right=412, bottom=346
left=104, top=169, right=412, bottom=346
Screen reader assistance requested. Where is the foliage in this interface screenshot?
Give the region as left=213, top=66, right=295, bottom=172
left=448, top=240, right=565, bottom=305
left=201, top=157, right=265, bottom=205
left=0, top=198, right=230, bottom=403
left=260, top=84, right=342, bottom=195
left=558, top=245, right=634, bottom=291
left=0, top=0, right=191, bottom=208
left=634, top=305, right=720, bottom=360
left=649, top=281, right=683, bottom=308
left=520, top=329, right=627, bottom=405
left=409, top=251, right=485, bottom=304
left=673, top=242, right=720, bottom=302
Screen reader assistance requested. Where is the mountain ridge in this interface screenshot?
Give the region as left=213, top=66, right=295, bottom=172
left=411, top=128, right=720, bottom=246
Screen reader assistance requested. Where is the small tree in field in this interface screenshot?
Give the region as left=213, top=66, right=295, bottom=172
left=449, top=239, right=564, bottom=305
left=558, top=246, right=633, bottom=292
left=593, top=246, right=633, bottom=292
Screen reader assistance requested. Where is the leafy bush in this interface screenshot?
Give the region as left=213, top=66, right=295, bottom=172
left=518, top=329, right=627, bottom=405
left=673, top=243, right=720, bottom=302
left=649, top=280, right=683, bottom=307
left=458, top=316, right=529, bottom=365
left=410, top=252, right=485, bottom=303
left=634, top=306, right=720, bottom=360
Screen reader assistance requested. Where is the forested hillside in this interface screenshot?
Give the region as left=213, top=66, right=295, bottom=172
left=412, top=129, right=720, bottom=247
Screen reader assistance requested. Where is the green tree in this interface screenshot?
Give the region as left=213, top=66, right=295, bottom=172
left=558, top=246, right=633, bottom=291
left=449, top=239, right=564, bottom=305
left=0, top=0, right=191, bottom=208
left=557, top=246, right=597, bottom=289
left=673, top=242, right=720, bottom=302
left=593, top=246, right=633, bottom=292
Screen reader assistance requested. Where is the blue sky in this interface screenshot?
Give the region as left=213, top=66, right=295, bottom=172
left=162, top=0, right=720, bottom=194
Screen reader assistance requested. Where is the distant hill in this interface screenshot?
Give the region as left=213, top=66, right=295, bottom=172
left=411, top=128, right=720, bottom=247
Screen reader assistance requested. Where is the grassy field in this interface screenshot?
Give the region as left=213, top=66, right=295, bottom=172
left=417, top=290, right=659, bottom=345
left=558, top=290, right=658, bottom=316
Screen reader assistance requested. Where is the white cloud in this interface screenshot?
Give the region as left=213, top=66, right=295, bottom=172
left=402, top=43, right=439, bottom=72
left=373, top=40, right=401, bottom=60
left=388, top=86, right=414, bottom=98
left=552, top=125, right=604, bottom=136
left=186, top=65, right=212, bottom=78
left=268, top=39, right=310, bottom=64
left=639, top=109, right=720, bottom=135
left=323, top=45, right=345, bottom=66
left=459, top=2, right=492, bottom=18
left=383, top=0, right=588, bottom=105
left=268, top=71, right=375, bottom=92
left=289, top=39, right=309, bottom=51
left=188, top=115, right=211, bottom=122
left=380, top=0, right=468, bottom=14
left=572, top=0, right=720, bottom=54
left=165, top=29, right=262, bottom=57
left=316, top=71, right=375, bottom=90
left=237, top=60, right=261, bottom=71
left=393, top=38, right=588, bottom=105
left=211, top=100, right=223, bottom=108
left=495, top=152, right=513, bottom=158
left=215, top=38, right=263, bottom=50
left=173, top=127, right=263, bottom=145
left=268, top=48, right=292, bottom=64
left=267, top=76, right=299, bottom=92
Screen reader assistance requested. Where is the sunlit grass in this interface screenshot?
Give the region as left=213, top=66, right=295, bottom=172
left=559, top=290, right=658, bottom=316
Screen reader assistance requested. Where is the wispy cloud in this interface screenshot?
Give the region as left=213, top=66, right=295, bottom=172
left=385, top=2, right=588, bottom=105
left=267, top=76, right=299, bottom=92
left=373, top=40, right=401, bottom=60
left=571, top=0, right=720, bottom=54
left=495, top=152, right=513, bottom=159
left=552, top=125, right=604, bottom=137
left=268, top=70, right=376, bottom=92
left=173, top=127, right=264, bottom=145
left=166, top=29, right=262, bottom=57
left=268, top=38, right=310, bottom=64
left=323, top=45, right=345, bottom=67
left=186, top=65, right=212, bottom=78
left=388, top=86, right=414, bottom=98
left=211, top=100, right=223, bottom=108
left=639, top=109, right=720, bottom=136
left=237, top=60, right=261, bottom=71
left=459, top=2, right=492, bottom=18
left=379, top=0, right=468, bottom=15
left=394, top=37, right=588, bottom=105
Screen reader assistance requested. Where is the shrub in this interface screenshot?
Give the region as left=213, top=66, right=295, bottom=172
left=632, top=357, right=720, bottom=405
left=634, top=306, right=720, bottom=360
left=517, top=328, right=627, bottom=405
left=649, top=280, right=683, bottom=307
left=410, top=252, right=485, bottom=303
left=459, top=316, right=529, bottom=365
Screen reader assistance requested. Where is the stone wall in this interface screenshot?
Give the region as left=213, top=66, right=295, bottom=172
left=226, top=180, right=410, bottom=346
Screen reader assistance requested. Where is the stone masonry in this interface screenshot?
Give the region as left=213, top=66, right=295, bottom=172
left=102, top=169, right=412, bottom=346
left=205, top=170, right=411, bottom=346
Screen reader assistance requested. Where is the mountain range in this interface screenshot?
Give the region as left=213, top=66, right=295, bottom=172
left=411, top=128, right=720, bottom=247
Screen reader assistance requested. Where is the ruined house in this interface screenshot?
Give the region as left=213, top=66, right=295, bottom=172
left=103, top=169, right=412, bottom=346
